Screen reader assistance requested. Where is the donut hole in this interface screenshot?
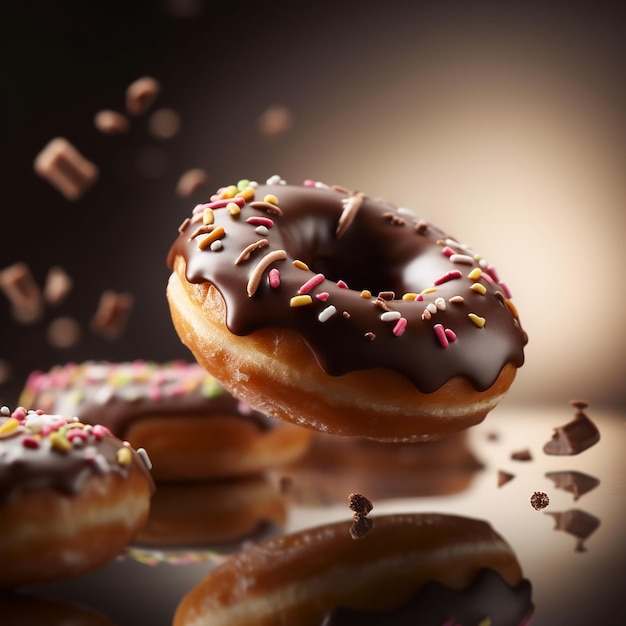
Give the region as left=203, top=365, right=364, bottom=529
left=280, top=216, right=410, bottom=297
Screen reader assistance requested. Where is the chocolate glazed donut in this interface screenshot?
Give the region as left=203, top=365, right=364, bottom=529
left=167, top=176, right=527, bottom=441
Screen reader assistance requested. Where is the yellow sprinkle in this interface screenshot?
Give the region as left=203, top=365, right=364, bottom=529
left=290, top=295, right=313, bottom=307
left=263, top=193, right=279, bottom=205
left=505, top=298, right=519, bottom=318
left=468, top=313, right=486, bottom=328
left=227, top=202, right=241, bottom=217
left=360, top=290, right=372, bottom=299
left=218, top=185, right=238, bottom=199
left=117, top=446, right=132, bottom=467
left=197, top=226, right=225, bottom=250
left=470, top=283, right=487, bottom=295
left=0, top=417, right=19, bottom=435
left=50, top=432, right=72, bottom=453
left=202, top=207, right=214, bottom=225
left=421, top=287, right=438, bottom=295
left=402, top=292, right=419, bottom=301
left=293, top=260, right=310, bottom=271
left=468, top=267, right=482, bottom=281
left=235, top=186, right=255, bottom=201
left=236, top=179, right=250, bottom=191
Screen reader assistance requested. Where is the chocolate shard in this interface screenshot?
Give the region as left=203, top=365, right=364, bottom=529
left=543, top=406, right=600, bottom=455
left=511, top=448, right=532, bottom=461
left=545, top=509, right=601, bottom=552
left=497, top=470, right=515, bottom=487
left=544, top=470, right=600, bottom=501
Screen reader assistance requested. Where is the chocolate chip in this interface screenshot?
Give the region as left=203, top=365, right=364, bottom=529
left=530, top=491, right=550, bottom=510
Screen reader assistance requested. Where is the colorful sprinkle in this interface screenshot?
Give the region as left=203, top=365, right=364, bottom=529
left=210, top=240, right=223, bottom=252
left=298, top=273, right=325, bottom=295
left=360, top=290, right=372, bottom=299
left=0, top=417, right=19, bottom=435
left=234, top=239, right=269, bottom=265
left=433, top=270, right=462, bottom=285
left=247, top=250, right=287, bottom=296
left=468, top=313, right=486, bottom=328
left=380, top=310, right=401, bottom=322
left=116, top=446, right=132, bottom=467
left=470, top=283, right=487, bottom=295
left=198, top=226, right=226, bottom=250
left=445, top=328, right=457, bottom=342
left=290, top=295, right=313, bottom=307
left=433, top=323, right=449, bottom=348
left=268, top=268, right=281, bottom=288
left=50, top=431, right=72, bottom=452
left=202, top=207, right=214, bottom=225
left=393, top=317, right=408, bottom=336
left=245, top=216, right=274, bottom=228
left=449, top=295, right=465, bottom=303
left=249, top=200, right=282, bottom=216
left=227, top=202, right=241, bottom=217
left=402, top=293, right=418, bottom=301
left=450, top=253, right=474, bottom=264
left=137, top=447, right=152, bottom=470
left=263, top=193, right=279, bottom=205
left=315, top=292, right=330, bottom=301
left=318, top=305, right=337, bottom=322
left=468, top=267, right=483, bottom=281
left=498, top=281, right=512, bottom=299
left=292, top=259, right=310, bottom=271
left=337, top=279, right=349, bottom=289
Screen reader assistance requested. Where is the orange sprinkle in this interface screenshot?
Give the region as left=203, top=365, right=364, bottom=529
left=360, top=290, right=372, bottom=299
left=198, top=226, right=225, bottom=250
left=505, top=299, right=519, bottom=318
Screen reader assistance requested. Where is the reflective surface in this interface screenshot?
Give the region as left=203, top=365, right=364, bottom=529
left=2, top=405, right=623, bottom=625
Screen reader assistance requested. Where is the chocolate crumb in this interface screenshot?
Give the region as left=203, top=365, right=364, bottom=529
left=94, top=110, right=130, bottom=134
left=530, top=491, right=550, bottom=510
left=569, top=399, right=589, bottom=410
left=511, top=448, right=532, bottom=461
left=126, top=77, right=160, bottom=116
left=348, top=493, right=373, bottom=517
left=176, top=168, right=208, bottom=198
left=90, top=290, right=134, bottom=340
left=498, top=470, right=515, bottom=487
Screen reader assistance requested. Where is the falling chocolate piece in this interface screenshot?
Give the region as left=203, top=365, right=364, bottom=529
left=498, top=470, right=515, bottom=487
left=348, top=493, right=373, bottom=517
left=350, top=514, right=374, bottom=540
left=511, top=448, right=532, bottom=461
left=543, top=404, right=600, bottom=455
left=545, top=509, right=600, bottom=552
left=545, top=470, right=600, bottom=501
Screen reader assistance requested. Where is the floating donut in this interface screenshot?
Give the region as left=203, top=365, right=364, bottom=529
left=0, top=406, right=154, bottom=588
left=173, top=512, right=533, bottom=626
left=19, top=361, right=312, bottom=481
left=167, top=177, right=527, bottom=441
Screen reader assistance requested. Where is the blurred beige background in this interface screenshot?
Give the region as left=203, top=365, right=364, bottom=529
left=2, top=1, right=624, bottom=409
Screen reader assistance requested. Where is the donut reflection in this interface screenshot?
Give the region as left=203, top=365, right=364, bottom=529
left=129, top=474, right=286, bottom=565
left=269, top=430, right=484, bottom=505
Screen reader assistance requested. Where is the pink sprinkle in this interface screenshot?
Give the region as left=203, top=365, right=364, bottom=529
left=298, top=273, right=325, bottom=295
left=67, top=429, right=88, bottom=442
left=442, top=246, right=456, bottom=257
left=433, top=323, right=449, bottom=348
left=207, top=196, right=246, bottom=210
left=316, top=292, right=330, bottom=301
left=92, top=424, right=112, bottom=440
left=415, top=294, right=424, bottom=301
left=444, top=328, right=457, bottom=342
left=433, top=270, right=462, bottom=285
left=148, top=386, right=162, bottom=401
left=303, top=179, right=316, bottom=187
left=268, top=268, right=281, bottom=288
left=482, top=273, right=494, bottom=284
left=337, top=279, right=349, bottom=289
left=22, top=436, right=40, bottom=449
left=11, top=407, right=27, bottom=421
left=486, top=264, right=500, bottom=282
left=499, top=281, right=512, bottom=299
left=393, top=317, right=408, bottom=336
left=245, top=216, right=274, bottom=228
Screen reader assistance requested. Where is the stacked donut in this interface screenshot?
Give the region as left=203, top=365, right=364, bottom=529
left=167, top=176, right=527, bottom=441
left=0, top=406, right=154, bottom=588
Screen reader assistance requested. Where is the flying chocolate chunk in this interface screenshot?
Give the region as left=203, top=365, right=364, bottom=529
left=545, top=509, right=601, bottom=552
left=543, top=402, right=600, bottom=455
left=544, top=470, right=600, bottom=501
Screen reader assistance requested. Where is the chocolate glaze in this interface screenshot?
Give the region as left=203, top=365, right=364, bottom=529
left=0, top=410, right=154, bottom=507
left=321, top=568, right=533, bottom=626
left=19, top=361, right=276, bottom=438
left=168, top=180, right=527, bottom=393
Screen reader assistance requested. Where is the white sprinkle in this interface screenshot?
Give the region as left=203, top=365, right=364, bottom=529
left=318, top=305, right=337, bottom=323
left=137, top=447, right=153, bottom=471
left=426, top=302, right=438, bottom=315
left=0, top=406, right=10, bottom=416
left=266, top=175, right=283, bottom=185
left=435, top=297, right=447, bottom=311
left=255, top=225, right=269, bottom=236
left=314, top=181, right=330, bottom=189
left=380, top=310, right=402, bottom=322
left=248, top=180, right=259, bottom=188
left=210, top=240, right=223, bottom=251
left=450, top=254, right=474, bottom=264
left=397, top=207, right=418, bottom=218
